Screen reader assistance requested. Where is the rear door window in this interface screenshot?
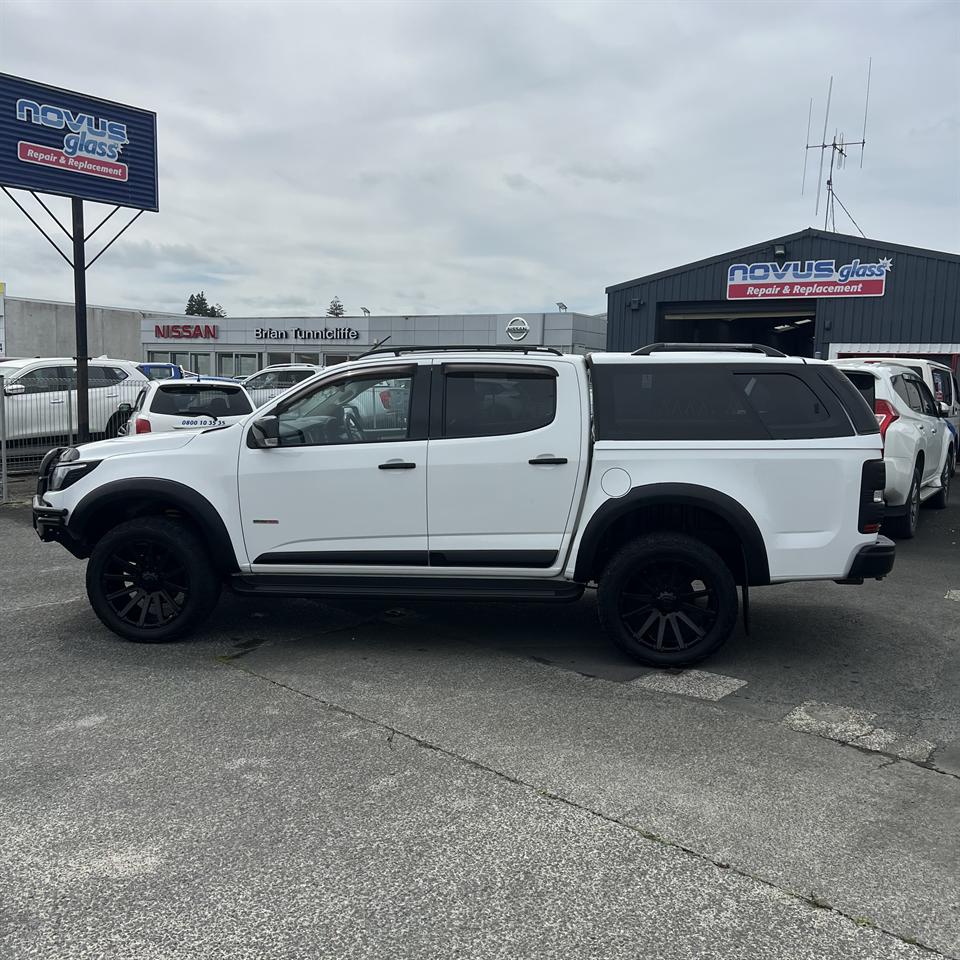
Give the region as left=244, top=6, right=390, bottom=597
left=152, top=386, right=253, bottom=417
left=913, top=379, right=939, bottom=418
left=441, top=367, right=557, bottom=438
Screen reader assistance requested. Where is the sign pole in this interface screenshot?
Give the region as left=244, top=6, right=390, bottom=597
left=71, top=198, right=90, bottom=444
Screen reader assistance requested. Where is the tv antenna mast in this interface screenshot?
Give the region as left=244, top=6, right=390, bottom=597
left=802, top=58, right=872, bottom=237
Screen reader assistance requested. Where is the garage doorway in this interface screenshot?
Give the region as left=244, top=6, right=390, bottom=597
left=657, top=303, right=817, bottom=357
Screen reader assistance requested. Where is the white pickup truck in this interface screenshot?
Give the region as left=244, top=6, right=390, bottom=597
left=33, top=344, right=894, bottom=667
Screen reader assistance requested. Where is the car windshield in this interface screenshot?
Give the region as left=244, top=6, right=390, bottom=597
left=152, top=386, right=253, bottom=417
left=0, top=364, right=23, bottom=378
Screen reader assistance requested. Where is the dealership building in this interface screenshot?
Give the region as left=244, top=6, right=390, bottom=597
left=606, top=228, right=960, bottom=368
left=0, top=291, right=605, bottom=374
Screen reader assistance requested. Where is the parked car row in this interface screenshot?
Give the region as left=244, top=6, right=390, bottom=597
left=829, top=359, right=953, bottom=538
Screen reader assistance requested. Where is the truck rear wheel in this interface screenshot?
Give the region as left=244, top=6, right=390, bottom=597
left=597, top=533, right=739, bottom=667
left=86, top=516, right=221, bottom=643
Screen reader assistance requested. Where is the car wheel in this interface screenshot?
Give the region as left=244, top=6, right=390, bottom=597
left=929, top=458, right=951, bottom=510
left=86, top=516, right=221, bottom=643
left=597, top=532, right=739, bottom=668
left=887, top=468, right=921, bottom=539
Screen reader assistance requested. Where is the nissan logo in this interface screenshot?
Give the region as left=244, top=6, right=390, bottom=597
left=506, top=316, right=530, bottom=341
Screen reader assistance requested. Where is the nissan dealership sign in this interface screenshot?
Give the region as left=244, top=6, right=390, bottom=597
left=727, top=257, right=892, bottom=300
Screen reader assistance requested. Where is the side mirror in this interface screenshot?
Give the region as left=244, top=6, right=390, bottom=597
left=247, top=415, right=281, bottom=449
left=938, top=401, right=950, bottom=417
left=4, top=382, right=25, bottom=396
left=118, top=402, right=132, bottom=415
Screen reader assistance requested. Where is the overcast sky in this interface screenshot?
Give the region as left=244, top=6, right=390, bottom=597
left=1, top=0, right=958, bottom=317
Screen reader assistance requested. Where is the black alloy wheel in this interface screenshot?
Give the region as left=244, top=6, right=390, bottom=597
left=86, top=516, right=221, bottom=642
left=618, top=561, right=719, bottom=654
left=101, top=538, right=188, bottom=629
left=598, top=533, right=739, bottom=667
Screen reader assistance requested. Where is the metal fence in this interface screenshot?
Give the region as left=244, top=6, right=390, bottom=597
left=0, top=374, right=145, bottom=497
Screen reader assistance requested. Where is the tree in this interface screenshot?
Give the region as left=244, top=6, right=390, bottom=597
left=185, top=290, right=226, bottom=318
left=326, top=296, right=346, bottom=318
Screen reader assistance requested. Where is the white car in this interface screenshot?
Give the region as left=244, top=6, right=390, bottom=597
left=120, top=379, right=255, bottom=435
left=35, top=343, right=895, bottom=667
left=838, top=357, right=958, bottom=475
left=242, top=364, right=322, bottom=407
left=832, top=361, right=950, bottom=538
left=0, top=356, right=147, bottom=441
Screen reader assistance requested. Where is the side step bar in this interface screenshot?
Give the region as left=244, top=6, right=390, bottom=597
left=230, top=574, right=585, bottom=603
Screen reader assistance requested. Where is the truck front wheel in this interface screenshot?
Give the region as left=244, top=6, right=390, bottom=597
left=597, top=533, right=739, bottom=667
left=86, top=516, right=221, bottom=643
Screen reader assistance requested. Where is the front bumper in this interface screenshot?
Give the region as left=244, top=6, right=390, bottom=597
left=32, top=496, right=86, bottom=557
left=835, top=536, right=896, bottom=584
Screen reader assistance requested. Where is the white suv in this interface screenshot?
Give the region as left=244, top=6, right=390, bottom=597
left=34, top=343, right=895, bottom=667
left=242, top=364, right=322, bottom=407
left=832, top=361, right=950, bottom=537
left=120, top=379, right=255, bottom=435
left=0, top=357, right=147, bottom=442
left=842, top=357, right=958, bottom=476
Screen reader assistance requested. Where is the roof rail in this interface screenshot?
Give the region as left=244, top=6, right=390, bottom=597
left=631, top=342, right=788, bottom=358
left=363, top=344, right=564, bottom=358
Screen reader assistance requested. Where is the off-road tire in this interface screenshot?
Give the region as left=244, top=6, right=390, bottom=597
left=597, top=532, right=739, bottom=668
left=886, top=468, right=921, bottom=539
left=86, top=516, right=221, bottom=643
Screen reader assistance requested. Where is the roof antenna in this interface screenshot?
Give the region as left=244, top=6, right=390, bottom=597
left=801, top=59, right=872, bottom=237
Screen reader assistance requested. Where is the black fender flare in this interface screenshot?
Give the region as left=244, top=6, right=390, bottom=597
left=573, top=483, right=770, bottom=585
left=69, top=478, right=240, bottom=573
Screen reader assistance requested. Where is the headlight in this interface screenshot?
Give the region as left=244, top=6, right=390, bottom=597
left=49, top=460, right=100, bottom=491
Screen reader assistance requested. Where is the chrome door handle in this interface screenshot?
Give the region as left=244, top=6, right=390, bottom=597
left=106, top=392, right=119, bottom=398
left=50, top=398, right=65, bottom=404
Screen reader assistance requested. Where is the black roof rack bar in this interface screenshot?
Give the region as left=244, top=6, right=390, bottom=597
left=632, top=342, right=788, bottom=358
left=363, top=344, right=564, bottom=358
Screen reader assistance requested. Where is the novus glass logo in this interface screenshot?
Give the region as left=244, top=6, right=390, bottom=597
left=727, top=257, right=892, bottom=300
left=15, top=98, right=130, bottom=182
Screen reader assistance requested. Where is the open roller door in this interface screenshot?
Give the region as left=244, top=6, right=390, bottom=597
left=656, top=304, right=817, bottom=357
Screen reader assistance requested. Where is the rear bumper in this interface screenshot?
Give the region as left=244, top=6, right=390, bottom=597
left=835, top=536, right=896, bottom=584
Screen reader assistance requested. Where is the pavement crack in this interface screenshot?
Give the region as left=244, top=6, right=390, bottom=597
left=218, top=657, right=954, bottom=959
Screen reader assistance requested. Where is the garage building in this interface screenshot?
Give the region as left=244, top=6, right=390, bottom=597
left=606, top=228, right=960, bottom=369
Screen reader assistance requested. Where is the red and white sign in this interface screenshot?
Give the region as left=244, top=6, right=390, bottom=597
left=18, top=141, right=128, bottom=182
left=154, top=323, right=219, bottom=340
left=727, top=257, right=892, bottom=300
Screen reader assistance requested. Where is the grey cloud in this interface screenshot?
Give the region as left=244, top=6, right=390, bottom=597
left=0, top=0, right=957, bottom=321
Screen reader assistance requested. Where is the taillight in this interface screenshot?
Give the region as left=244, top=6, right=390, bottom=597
left=135, top=417, right=152, bottom=434
left=874, top=399, right=898, bottom=441
left=379, top=389, right=392, bottom=410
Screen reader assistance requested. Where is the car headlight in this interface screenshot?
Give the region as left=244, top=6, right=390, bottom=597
left=49, top=458, right=100, bottom=491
